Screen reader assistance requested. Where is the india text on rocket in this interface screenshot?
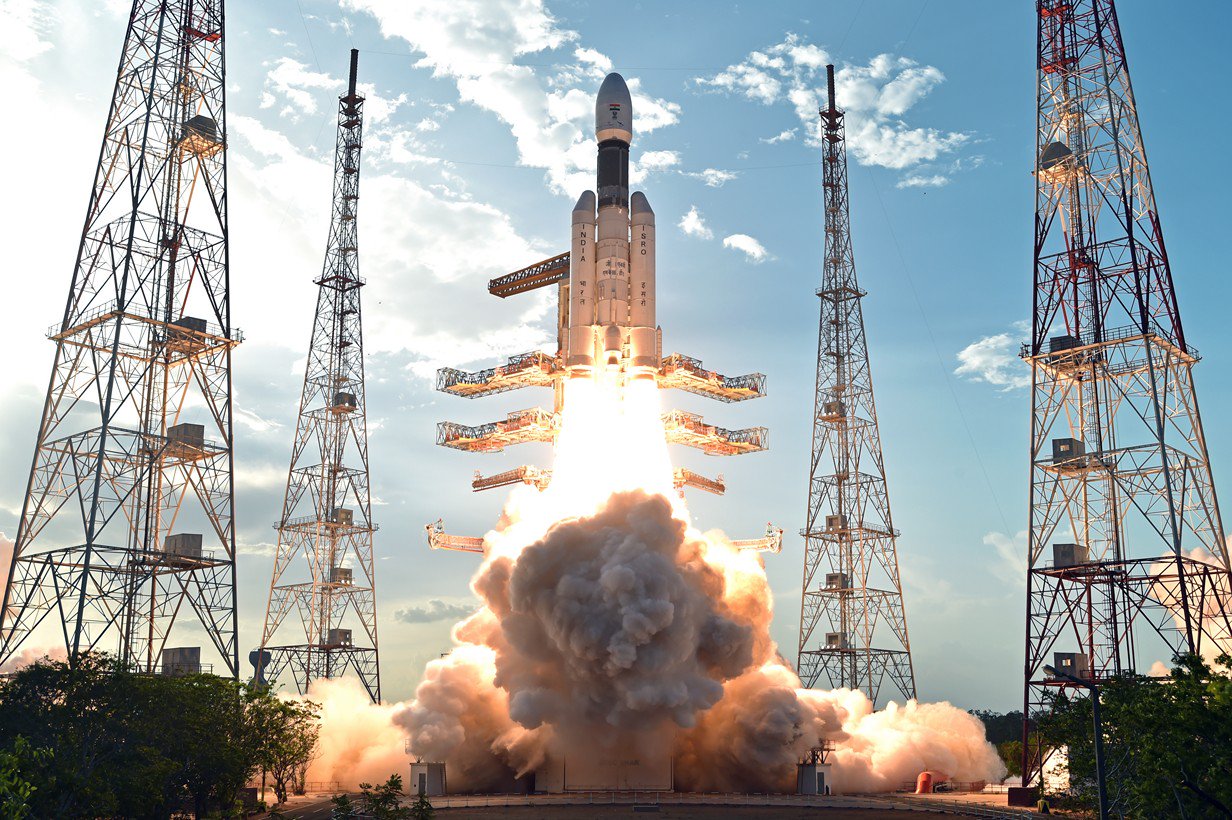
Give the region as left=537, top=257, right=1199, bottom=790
left=428, top=73, right=778, bottom=552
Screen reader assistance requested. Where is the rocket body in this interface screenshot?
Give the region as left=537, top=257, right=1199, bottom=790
left=568, top=73, right=657, bottom=380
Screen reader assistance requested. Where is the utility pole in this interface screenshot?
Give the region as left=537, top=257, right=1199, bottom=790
left=797, top=65, right=916, bottom=707
left=1021, top=0, right=1232, bottom=798
left=257, top=50, right=381, bottom=701
left=0, top=0, right=238, bottom=677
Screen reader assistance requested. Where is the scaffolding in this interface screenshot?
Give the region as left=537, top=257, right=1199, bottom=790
left=488, top=252, right=571, bottom=298
left=731, top=523, right=785, bottom=554
left=662, top=410, right=768, bottom=456
left=426, top=519, right=779, bottom=555
left=659, top=353, right=767, bottom=402
left=674, top=468, right=726, bottom=496
left=437, top=408, right=559, bottom=452
left=1021, top=0, right=1232, bottom=795
left=472, top=466, right=551, bottom=492
left=0, top=0, right=240, bottom=677
left=796, top=65, right=916, bottom=707
left=437, top=352, right=559, bottom=398
left=256, top=51, right=381, bottom=702
left=425, top=520, right=485, bottom=554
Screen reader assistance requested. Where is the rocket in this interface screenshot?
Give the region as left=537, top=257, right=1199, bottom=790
left=567, top=73, right=658, bottom=380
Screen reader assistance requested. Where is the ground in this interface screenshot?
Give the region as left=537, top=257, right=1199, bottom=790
left=403, top=808, right=953, bottom=819
left=267, top=791, right=1037, bottom=819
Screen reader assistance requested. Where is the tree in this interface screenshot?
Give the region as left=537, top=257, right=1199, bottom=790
left=359, top=774, right=412, bottom=820
left=252, top=695, right=320, bottom=804
left=970, top=709, right=1027, bottom=746
left=971, top=709, right=1031, bottom=781
left=0, top=652, right=322, bottom=818
left=331, top=793, right=359, bottom=819
left=1040, top=653, right=1232, bottom=817
left=0, top=737, right=49, bottom=819
left=996, top=740, right=1023, bottom=779
left=409, top=791, right=435, bottom=820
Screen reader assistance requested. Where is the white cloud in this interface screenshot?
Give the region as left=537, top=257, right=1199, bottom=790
left=573, top=47, right=611, bottom=74
left=678, top=206, right=713, bottom=240
left=638, top=149, right=680, bottom=171
left=342, top=0, right=681, bottom=196
left=897, top=174, right=949, bottom=189
left=263, top=56, right=337, bottom=118
left=696, top=34, right=968, bottom=180
left=760, top=128, right=796, bottom=144
left=0, top=0, right=54, bottom=63
left=955, top=327, right=1030, bottom=390
left=688, top=168, right=737, bottom=188
left=228, top=114, right=553, bottom=381
left=983, top=530, right=1027, bottom=587
left=722, top=233, right=770, bottom=263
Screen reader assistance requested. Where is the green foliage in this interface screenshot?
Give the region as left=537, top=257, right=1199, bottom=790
left=970, top=709, right=1031, bottom=780
left=0, top=652, right=320, bottom=818
left=359, top=774, right=412, bottom=819
left=409, top=791, right=435, bottom=820
left=1040, top=653, right=1232, bottom=817
left=996, top=740, right=1023, bottom=778
left=0, top=737, right=50, bottom=819
left=970, top=708, right=1027, bottom=746
left=331, top=793, right=359, bottom=819
left=250, top=692, right=321, bottom=804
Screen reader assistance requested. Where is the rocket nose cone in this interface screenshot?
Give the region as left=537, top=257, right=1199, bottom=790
left=596, top=72, right=632, bottom=142
left=573, top=190, right=596, bottom=213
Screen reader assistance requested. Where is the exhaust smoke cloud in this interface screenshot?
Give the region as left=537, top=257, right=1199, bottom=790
left=382, top=376, right=1004, bottom=792
left=291, top=376, right=1002, bottom=791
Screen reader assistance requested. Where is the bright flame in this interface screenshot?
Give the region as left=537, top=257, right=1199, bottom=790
left=485, top=374, right=685, bottom=559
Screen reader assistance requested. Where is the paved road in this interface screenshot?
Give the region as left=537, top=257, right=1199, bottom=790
left=263, top=794, right=351, bottom=819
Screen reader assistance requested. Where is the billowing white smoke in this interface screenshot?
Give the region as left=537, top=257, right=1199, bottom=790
left=298, top=376, right=1004, bottom=793
left=300, top=677, right=409, bottom=787
left=1150, top=544, right=1232, bottom=665
left=398, top=490, right=1005, bottom=792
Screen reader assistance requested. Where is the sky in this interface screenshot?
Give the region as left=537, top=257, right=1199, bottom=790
left=2, top=0, right=1232, bottom=711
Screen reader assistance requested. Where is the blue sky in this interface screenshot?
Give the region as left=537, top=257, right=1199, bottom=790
left=2, top=0, right=1231, bottom=710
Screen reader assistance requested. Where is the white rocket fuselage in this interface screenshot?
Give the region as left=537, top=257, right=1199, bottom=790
left=568, top=73, right=657, bottom=380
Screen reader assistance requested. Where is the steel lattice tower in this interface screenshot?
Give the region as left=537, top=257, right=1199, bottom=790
left=256, top=51, right=381, bottom=702
left=797, top=66, right=916, bottom=707
left=1022, top=0, right=1232, bottom=790
left=0, top=0, right=238, bottom=676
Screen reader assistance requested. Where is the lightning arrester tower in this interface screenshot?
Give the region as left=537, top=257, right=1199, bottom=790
left=1022, top=0, right=1232, bottom=791
left=0, top=0, right=238, bottom=677
left=796, top=65, right=916, bottom=707
left=256, top=50, right=381, bottom=701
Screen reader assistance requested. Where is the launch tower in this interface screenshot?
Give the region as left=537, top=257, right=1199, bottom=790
left=796, top=65, right=916, bottom=707
left=1022, top=0, right=1232, bottom=793
left=256, top=50, right=381, bottom=701
left=0, top=0, right=239, bottom=676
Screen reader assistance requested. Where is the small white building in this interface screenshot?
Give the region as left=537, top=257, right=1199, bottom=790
left=410, top=761, right=446, bottom=797
left=797, top=761, right=833, bottom=795
left=797, top=743, right=835, bottom=795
